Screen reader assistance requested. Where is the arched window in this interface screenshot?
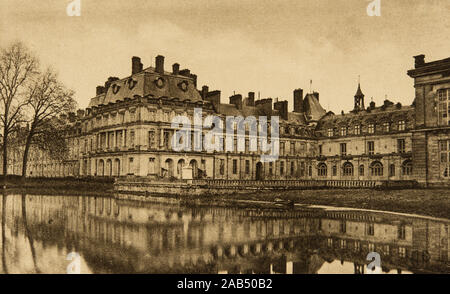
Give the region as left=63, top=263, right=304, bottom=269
left=318, top=163, right=327, bottom=177
left=370, top=161, right=383, bottom=176
left=402, top=160, right=412, bottom=176
left=359, top=165, right=364, bottom=176
left=343, top=162, right=354, bottom=176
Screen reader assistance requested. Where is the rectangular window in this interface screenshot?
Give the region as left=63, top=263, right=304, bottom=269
left=290, top=162, right=295, bottom=175
left=383, top=122, right=390, bottom=132
left=398, top=120, right=406, bottom=131
left=232, top=159, right=238, bottom=174
left=398, top=225, right=406, bottom=240
left=368, top=124, right=375, bottom=134
left=148, top=158, right=155, bottom=174
left=389, top=164, right=395, bottom=177
left=148, top=130, right=155, bottom=149
left=128, top=158, right=134, bottom=175
left=245, top=160, right=250, bottom=174
left=269, top=162, right=273, bottom=175
left=439, top=140, right=450, bottom=178
left=399, top=247, right=407, bottom=258
left=332, top=165, right=337, bottom=176
left=367, top=223, right=375, bottom=236
left=280, top=142, right=285, bottom=155
left=368, top=141, right=375, bottom=155
left=340, top=127, right=347, bottom=136
left=340, top=143, right=347, bottom=156
left=319, top=145, right=323, bottom=155
left=163, top=131, right=170, bottom=150
left=354, top=125, right=361, bottom=135
left=280, top=161, right=284, bottom=175
left=397, top=139, right=405, bottom=153
left=290, top=142, right=295, bottom=155
left=219, top=159, right=225, bottom=175
left=130, top=130, right=135, bottom=147
left=438, top=89, right=450, bottom=126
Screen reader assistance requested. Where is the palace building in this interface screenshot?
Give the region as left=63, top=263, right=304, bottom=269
left=6, top=54, right=450, bottom=187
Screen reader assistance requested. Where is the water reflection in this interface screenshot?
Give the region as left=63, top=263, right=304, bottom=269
left=0, top=193, right=448, bottom=274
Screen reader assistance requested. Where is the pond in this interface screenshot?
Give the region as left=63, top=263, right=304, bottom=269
left=0, top=193, right=448, bottom=274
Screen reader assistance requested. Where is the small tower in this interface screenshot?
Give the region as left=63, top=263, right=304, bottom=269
left=354, top=81, right=365, bottom=111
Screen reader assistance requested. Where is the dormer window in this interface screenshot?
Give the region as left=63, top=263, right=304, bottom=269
left=155, top=77, right=165, bottom=88
left=383, top=122, right=390, bottom=132
left=127, top=78, right=137, bottom=90
left=398, top=120, right=406, bottom=131
left=178, top=80, right=189, bottom=92
left=368, top=124, right=375, bottom=134
left=340, top=127, right=347, bottom=136
left=112, top=84, right=121, bottom=94
left=327, top=128, right=333, bottom=137
left=354, top=125, right=361, bottom=135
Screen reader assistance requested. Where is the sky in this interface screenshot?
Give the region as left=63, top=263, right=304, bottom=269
left=1, top=0, right=449, bottom=112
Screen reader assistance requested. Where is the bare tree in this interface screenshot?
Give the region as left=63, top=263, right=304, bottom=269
left=21, top=69, right=76, bottom=178
left=0, top=42, right=37, bottom=184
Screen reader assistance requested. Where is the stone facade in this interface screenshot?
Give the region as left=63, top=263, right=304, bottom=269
left=408, top=55, right=450, bottom=186
left=5, top=54, right=450, bottom=187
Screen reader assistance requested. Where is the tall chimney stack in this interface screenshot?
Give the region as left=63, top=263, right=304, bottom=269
left=247, top=92, right=255, bottom=106
left=274, top=100, right=288, bottom=120
left=414, top=54, right=425, bottom=68
left=132, top=56, right=142, bottom=74
left=155, top=55, right=165, bottom=74
left=201, top=85, right=209, bottom=99
left=172, top=63, right=180, bottom=75
left=293, top=89, right=304, bottom=113
left=229, top=94, right=243, bottom=110
left=96, top=86, right=105, bottom=96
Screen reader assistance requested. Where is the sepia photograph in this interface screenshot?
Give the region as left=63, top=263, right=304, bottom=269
left=0, top=0, right=449, bottom=282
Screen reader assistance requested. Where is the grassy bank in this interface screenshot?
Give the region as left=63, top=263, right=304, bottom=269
left=206, top=189, right=450, bottom=219
left=0, top=175, right=114, bottom=195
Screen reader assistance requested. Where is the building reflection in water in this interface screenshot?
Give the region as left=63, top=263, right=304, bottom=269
left=0, top=193, right=448, bottom=274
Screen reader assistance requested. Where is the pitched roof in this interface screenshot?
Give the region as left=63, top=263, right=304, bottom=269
left=303, top=94, right=326, bottom=121
left=88, top=67, right=202, bottom=108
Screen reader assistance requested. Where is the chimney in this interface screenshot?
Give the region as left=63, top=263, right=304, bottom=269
left=274, top=100, right=288, bottom=120
left=155, top=55, right=164, bottom=74
left=96, top=86, right=105, bottom=96
left=172, top=63, right=180, bottom=75
left=77, top=109, right=85, bottom=118
left=201, top=85, right=209, bottom=99
left=204, top=90, right=221, bottom=111
left=190, top=74, right=197, bottom=87
left=312, top=91, right=320, bottom=101
left=414, top=54, right=425, bottom=68
left=132, top=56, right=143, bottom=74
left=255, top=98, right=273, bottom=115
left=179, top=69, right=190, bottom=77
left=293, top=88, right=304, bottom=113
left=370, top=101, right=376, bottom=109
left=229, top=94, right=243, bottom=110
left=247, top=92, right=255, bottom=106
